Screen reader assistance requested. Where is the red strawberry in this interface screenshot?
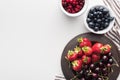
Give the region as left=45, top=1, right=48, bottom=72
left=74, top=46, right=83, bottom=57
left=82, top=46, right=93, bottom=56
left=92, top=54, right=100, bottom=63
left=66, top=50, right=78, bottom=61
left=92, top=43, right=103, bottom=54
left=72, top=59, right=82, bottom=71
left=77, top=37, right=92, bottom=47
left=101, top=44, right=111, bottom=54
left=82, top=55, right=91, bottom=64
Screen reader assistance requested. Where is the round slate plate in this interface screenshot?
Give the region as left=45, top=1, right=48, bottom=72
left=61, top=32, right=120, bottom=80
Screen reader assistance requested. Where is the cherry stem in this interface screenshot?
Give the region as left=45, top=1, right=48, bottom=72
left=111, top=56, right=119, bottom=67
left=70, top=75, right=78, bottom=80
left=65, top=56, right=71, bottom=68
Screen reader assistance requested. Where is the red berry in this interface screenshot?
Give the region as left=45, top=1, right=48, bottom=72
left=74, top=46, right=83, bottom=57
left=72, top=10, right=75, bottom=13
left=75, top=8, right=79, bottom=12
left=68, top=5, right=72, bottom=9
left=76, top=5, right=80, bottom=9
left=82, top=46, right=93, bottom=56
left=73, top=1, right=76, bottom=5
left=69, top=0, right=74, bottom=3
left=101, top=44, right=111, bottom=54
left=66, top=50, right=78, bottom=61
left=66, top=0, right=70, bottom=2
left=72, top=59, right=83, bottom=71
left=78, top=37, right=92, bottom=47
left=92, top=43, right=103, bottom=54
left=67, top=9, right=71, bottom=13
left=62, top=0, right=85, bottom=13
left=82, top=55, right=91, bottom=64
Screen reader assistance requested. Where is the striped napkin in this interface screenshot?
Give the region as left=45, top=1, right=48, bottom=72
left=55, top=0, right=120, bottom=79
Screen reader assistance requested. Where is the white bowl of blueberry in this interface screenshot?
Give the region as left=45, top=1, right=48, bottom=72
left=84, top=5, right=115, bottom=34
left=60, top=0, right=88, bottom=17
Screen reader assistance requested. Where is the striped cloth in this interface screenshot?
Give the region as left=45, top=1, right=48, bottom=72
left=103, top=0, right=120, bottom=59
left=55, top=0, right=120, bottom=79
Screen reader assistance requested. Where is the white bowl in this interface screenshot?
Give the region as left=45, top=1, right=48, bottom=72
left=60, top=0, right=89, bottom=17
left=84, top=5, right=115, bottom=34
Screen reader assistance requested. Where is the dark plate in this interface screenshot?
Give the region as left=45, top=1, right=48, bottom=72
left=61, top=32, right=120, bottom=80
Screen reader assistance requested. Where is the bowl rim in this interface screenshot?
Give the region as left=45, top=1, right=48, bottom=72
left=60, top=0, right=89, bottom=17
left=84, top=4, right=115, bottom=34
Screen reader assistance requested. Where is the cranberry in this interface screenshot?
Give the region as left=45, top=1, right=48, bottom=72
left=75, top=8, right=79, bottom=12
left=68, top=5, right=72, bottom=9
left=72, top=9, right=75, bottom=13
left=69, top=0, right=74, bottom=3
left=66, top=0, right=69, bottom=3
left=62, top=0, right=85, bottom=13
left=67, top=9, right=71, bottom=13
left=76, top=5, right=80, bottom=9
left=73, top=1, right=76, bottom=5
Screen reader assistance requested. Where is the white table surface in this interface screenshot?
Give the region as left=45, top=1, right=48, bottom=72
left=0, top=0, right=119, bottom=80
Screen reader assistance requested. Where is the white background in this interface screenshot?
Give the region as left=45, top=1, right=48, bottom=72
left=0, top=0, right=119, bottom=80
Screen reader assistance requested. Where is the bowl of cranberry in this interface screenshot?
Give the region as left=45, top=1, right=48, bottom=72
left=60, top=0, right=88, bottom=17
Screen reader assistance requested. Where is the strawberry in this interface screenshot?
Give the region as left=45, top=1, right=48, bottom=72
left=92, top=54, right=100, bottom=63
left=77, top=37, right=92, bottom=47
left=72, top=59, right=83, bottom=71
left=82, top=55, right=91, bottom=64
left=74, top=46, right=83, bottom=57
left=66, top=50, right=78, bottom=61
left=82, top=46, right=93, bottom=56
left=92, top=43, right=103, bottom=54
left=101, top=44, right=111, bottom=54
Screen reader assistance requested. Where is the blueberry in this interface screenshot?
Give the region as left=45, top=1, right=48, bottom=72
left=97, top=15, right=100, bottom=18
left=90, top=8, right=95, bottom=13
left=101, top=22, right=104, bottom=26
left=98, top=11, right=102, bottom=15
left=95, top=6, right=100, bottom=11
left=105, top=19, right=110, bottom=23
left=105, top=13, right=110, bottom=18
left=102, top=18, right=105, bottom=21
left=104, top=22, right=109, bottom=28
left=109, top=17, right=114, bottom=21
left=99, top=26, right=104, bottom=30
left=88, top=13, right=94, bottom=18
left=97, top=19, right=102, bottom=23
left=94, top=27, right=99, bottom=31
left=95, top=23, right=100, bottom=27
left=99, top=6, right=104, bottom=11
left=89, top=22, right=94, bottom=28
left=94, top=18, right=97, bottom=22
left=87, top=18, right=91, bottom=23
left=103, top=8, right=109, bottom=14
left=93, top=11, right=97, bottom=16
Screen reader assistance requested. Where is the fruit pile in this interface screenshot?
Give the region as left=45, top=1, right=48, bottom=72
left=62, top=0, right=85, bottom=13
left=65, top=37, right=114, bottom=80
left=86, top=6, right=114, bottom=31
